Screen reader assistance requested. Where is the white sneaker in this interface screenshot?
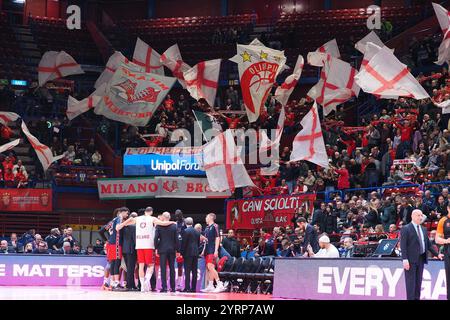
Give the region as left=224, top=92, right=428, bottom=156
left=200, top=285, right=215, bottom=293
left=212, top=283, right=228, bottom=293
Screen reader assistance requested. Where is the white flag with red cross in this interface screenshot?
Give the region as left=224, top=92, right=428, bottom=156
left=0, top=112, right=20, bottom=126
left=316, top=39, right=340, bottom=58
left=307, top=53, right=360, bottom=115
left=0, top=139, right=20, bottom=154
left=21, top=121, right=64, bottom=171
left=67, top=95, right=102, bottom=121
left=183, top=59, right=221, bottom=107
left=132, top=38, right=164, bottom=75
left=230, top=44, right=286, bottom=123
left=290, top=102, right=329, bottom=169
left=355, top=31, right=386, bottom=54
left=354, top=46, right=429, bottom=100
left=432, top=2, right=450, bottom=65
left=274, top=55, right=304, bottom=106
left=94, top=52, right=143, bottom=89
left=38, top=51, right=84, bottom=87
left=203, top=130, right=255, bottom=192
left=160, top=44, right=191, bottom=89
left=94, top=63, right=177, bottom=127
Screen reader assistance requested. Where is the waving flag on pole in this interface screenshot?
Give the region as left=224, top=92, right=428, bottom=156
left=432, top=2, right=450, bottom=65
left=307, top=53, right=360, bottom=115
left=0, top=139, right=20, bottom=154
left=192, top=110, right=222, bottom=142
left=38, top=51, right=84, bottom=87
left=274, top=55, right=304, bottom=106
left=67, top=95, right=102, bottom=121
left=21, top=121, right=63, bottom=171
left=184, top=59, right=221, bottom=107
left=0, top=112, right=19, bottom=125
left=248, top=38, right=290, bottom=72
left=203, top=130, right=254, bottom=192
left=316, top=39, right=340, bottom=58
left=95, top=51, right=131, bottom=89
left=94, top=63, right=177, bottom=126
left=355, top=31, right=386, bottom=54
left=354, top=46, right=429, bottom=99
left=160, top=44, right=191, bottom=88
left=132, top=38, right=164, bottom=75
left=230, top=44, right=286, bottom=123
left=290, top=102, right=329, bottom=168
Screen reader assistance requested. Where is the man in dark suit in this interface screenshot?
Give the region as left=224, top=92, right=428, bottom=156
left=180, top=217, right=201, bottom=292
left=154, top=211, right=178, bottom=293
left=400, top=209, right=443, bottom=300
left=121, top=212, right=138, bottom=291
left=296, top=217, right=319, bottom=254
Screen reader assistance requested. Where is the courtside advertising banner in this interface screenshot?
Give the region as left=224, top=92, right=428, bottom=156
left=0, top=189, right=52, bottom=212
left=97, top=176, right=230, bottom=199
left=225, top=194, right=315, bottom=230
left=123, top=146, right=205, bottom=176
left=273, top=258, right=447, bottom=300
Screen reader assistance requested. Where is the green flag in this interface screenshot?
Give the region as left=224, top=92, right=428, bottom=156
left=192, top=110, right=222, bottom=142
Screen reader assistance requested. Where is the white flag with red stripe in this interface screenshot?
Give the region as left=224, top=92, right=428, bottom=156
left=274, top=55, right=304, bottom=106
left=259, top=106, right=286, bottom=175
left=184, top=59, right=221, bottom=107
left=160, top=44, right=191, bottom=89
left=307, top=53, right=360, bottom=115
left=38, top=51, right=84, bottom=87
left=0, top=112, right=20, bottom=125
left=21, top=121, right=63, bottom=171
left=203, top=130, right=254, bottom=192
left=67, top=95, right=102, bottom=121
left=0, top=139, right=20, bottom=154
left=95, top=51, right=128, bottom=89
left=316, top=39, right=340, bottom=57
left=290, top=102, right=329, bottom=168
left=230, top=44, right=286, bottom=123
left=354, top=46, right=429, bottom=99
left=432, top=3, right=450, bottom=65
left=132, top=38, right=164, bottom=75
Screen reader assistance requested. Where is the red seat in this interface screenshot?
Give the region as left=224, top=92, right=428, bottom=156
left=217, top=256, right=228, bottom=272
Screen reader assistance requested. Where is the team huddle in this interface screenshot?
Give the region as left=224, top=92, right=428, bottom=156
left=100, top=207, right=228, bottom=293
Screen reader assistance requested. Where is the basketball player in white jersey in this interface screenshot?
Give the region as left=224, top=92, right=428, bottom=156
left=117, top=207, right=175, bottom=292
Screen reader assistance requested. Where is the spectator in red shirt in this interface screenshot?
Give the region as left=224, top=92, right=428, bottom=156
left=164, top=95, right=174, bottom=112
left=2, top=156, right=13, bottom=172
left=15, top=167, right=28, bottom=188
left=333, top=164, right=350, bottom=190
left=4, top=168, right=14, bottom=183
left=278, top=179, right=289, bottom=195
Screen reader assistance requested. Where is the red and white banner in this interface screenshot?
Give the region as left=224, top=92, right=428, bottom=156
left=230, top=43, right=286, bottom=122
left=226, top=193, right=316, bottom=230
left=432, top=2, right=450, bottom=65
left=38, top=51, right=84, bottom=87
left=393, top=159, right=416, bottom=166
left=274, top=55, right=304, bottom=106
left=0, top=112, right=19, bottom=126
left=0, top=189, right=52, bottom=212
left=95, top=51, right=129, bottom=89
left=184, top=59, right=221, bottom=107
left=316, top=39, right=340, bottom=59
left=94, top=63, right=177, bottom=126
left=160, top=44, right=191, bottom=88
left=125, top=146, right=204, bottom=155
left=67, top=94, right=102, bottom=120
left=132, top=38, right=164, bottom=75
left=0, top=139, right=20, bottom=154
left=355, top=31, right=386, bottom=54
left=97, top=177, right=231, bottom=199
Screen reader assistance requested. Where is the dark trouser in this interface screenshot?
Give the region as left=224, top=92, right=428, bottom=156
left=159, top=252, right=175, bottom=291
left=445, top=253, right=450, bottom=300
left=184, top=256, right=198, bottom=292
left=404, top=254, right=425, bottom=300
left=150, top=268, right=157, bottom=290
left=123, top=252, right=137, bottom=289
left=110, top=259, right=121, bottom=276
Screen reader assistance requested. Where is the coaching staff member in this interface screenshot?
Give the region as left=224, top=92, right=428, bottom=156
left=435, top=202, right=450, bottom=300
left=400, top=209, right=442, bottom=300
left=180, top=217, right=200, bottom=292
left=154, top=211, right=178, bottom=293
left=121, top=212, right=138, bottom=291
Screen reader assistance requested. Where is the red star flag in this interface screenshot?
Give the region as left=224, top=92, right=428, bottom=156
left=38, top=51, right=84, bottom=87
left=248, top=38, right=290, bottom=72
left=94, top=63, right=177, bottom=127
left=290, top=102, right=329, bottom=169
left=274, top=55, right=304, bottom=106
left=230, top=44, right=286, bottom=123
left=184, top=59, right=221, bottom=107
left=307, top=53, right=360, bottom=115
left=0, top=112, right=19, bottom=125
left=0, top=139, right=20, bottom=154
left=354, top=46, right=429, bottom=100
left=21, top=121, right=64, bottom=171
left=132, top=38, right=164, bottom=75
left=203, top=130, right=255, bottom=192
left=432, top=2, right=450, bottom=65
left=160, top=44, right=191, bottom=88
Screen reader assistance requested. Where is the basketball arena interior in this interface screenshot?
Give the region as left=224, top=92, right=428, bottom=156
left=0, top=0, right=449, bottom=302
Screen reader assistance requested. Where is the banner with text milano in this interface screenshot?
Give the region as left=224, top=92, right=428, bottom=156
left=97, top=176, right=231, bottom=200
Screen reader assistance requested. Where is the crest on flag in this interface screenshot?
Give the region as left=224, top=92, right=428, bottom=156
left=184, top=59, right=221, bottom=107
left=38, top=51, right=84, bottom=87
left=94, top=63, right=176, bottom=127
left=290, top=102, right=329, bottom=168
left=274, top=55, right=304, bottom=106
left=132, top=38, right=164, bottom=75
left=160, top=44, right=191, bottom=88
left=230, top=44, right=286, bottom=123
